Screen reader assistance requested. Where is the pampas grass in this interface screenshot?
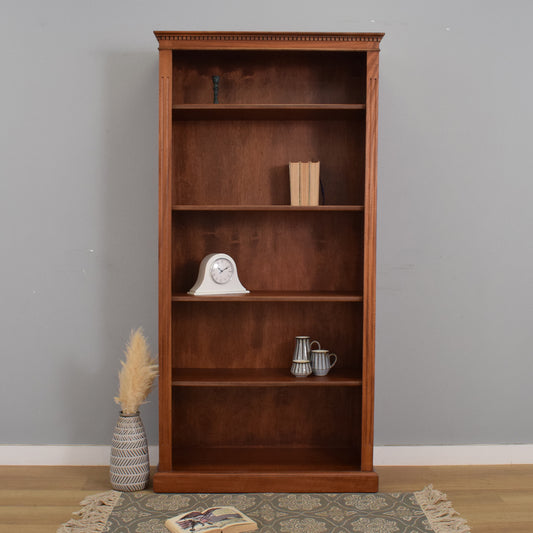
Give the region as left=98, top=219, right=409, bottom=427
left=114, top=328, right=158, bottom=415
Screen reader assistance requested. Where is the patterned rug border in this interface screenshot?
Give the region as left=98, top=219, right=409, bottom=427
left=414, top=486, right=470, bottom=533
left=57, top=485, right=470, bottom=533
left=57, top=491, right=121, bottom=533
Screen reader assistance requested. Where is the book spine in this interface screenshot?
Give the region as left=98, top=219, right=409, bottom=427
left=299, top=161, right=310, bottom=206
left=309, top=161, right=320, bottom=206
left=289, top=161, right=300, bottom=206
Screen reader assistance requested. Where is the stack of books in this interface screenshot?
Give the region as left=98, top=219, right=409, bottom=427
left=289, top=161, right=320, bottom=206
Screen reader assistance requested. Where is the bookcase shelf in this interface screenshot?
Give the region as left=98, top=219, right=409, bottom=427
left=166, top=446, right=376, bottom=492
left=171, top=368, right=363, bottom=387
left=171, top=291, right=363, bottom=302
left=155, top=31, right=382, bottom=494
left=172, top=205, right=365, bottom=211
left=171, top=447, right=362, bottom=473
left=161, top=447, right=375, bottom=492
left=172, top=103, right=366, bottom=120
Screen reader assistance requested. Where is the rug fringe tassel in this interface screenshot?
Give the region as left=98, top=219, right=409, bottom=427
left=57, top=490, right=121, bottom=533
left=415, top=485, right=471, bottom=533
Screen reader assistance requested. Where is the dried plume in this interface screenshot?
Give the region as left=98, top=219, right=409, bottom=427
left=114, top=328, right=158, bottom=415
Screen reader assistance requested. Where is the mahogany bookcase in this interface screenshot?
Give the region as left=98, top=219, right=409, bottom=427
left=153, top=31, right=383, bottom=493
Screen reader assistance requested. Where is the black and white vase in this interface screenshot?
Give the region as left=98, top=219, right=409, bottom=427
left=110, top=411, right=150, bottom=491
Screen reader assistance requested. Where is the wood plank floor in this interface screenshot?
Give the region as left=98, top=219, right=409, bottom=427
left=0, top=465, right=532, bottom=532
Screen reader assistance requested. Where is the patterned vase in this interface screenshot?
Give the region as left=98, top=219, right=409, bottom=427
left=110, top=411, right=150, bottom=491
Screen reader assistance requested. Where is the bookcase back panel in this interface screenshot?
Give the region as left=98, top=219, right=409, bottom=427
left=172, top=50, right=366, bottom=105
left=171, top=301, right=362, bottom=369
left=172, top=212, right=363, bottom=292
left=172, top=386, right=362, bottom=448
left=172, top=119, right=365, bottom=205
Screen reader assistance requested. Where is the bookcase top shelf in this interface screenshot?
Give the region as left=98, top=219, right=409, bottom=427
left=172, top=104, right=366, bottom=120
left=155, top=31, right=384, bottom=51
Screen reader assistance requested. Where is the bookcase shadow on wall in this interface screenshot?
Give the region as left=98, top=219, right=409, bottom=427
left=154, top=31, right=383, bottom=493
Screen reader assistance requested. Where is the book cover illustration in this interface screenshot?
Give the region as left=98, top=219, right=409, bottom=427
left=165, top=505, right=258, bottom=533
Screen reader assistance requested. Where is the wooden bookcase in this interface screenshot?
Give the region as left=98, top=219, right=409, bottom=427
left=154, top=31, right=383, bottom=493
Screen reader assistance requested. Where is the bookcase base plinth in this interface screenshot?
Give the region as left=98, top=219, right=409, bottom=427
left=154, top=447, right=378, bottom=492
left=153, top=470, right=379, bottom=493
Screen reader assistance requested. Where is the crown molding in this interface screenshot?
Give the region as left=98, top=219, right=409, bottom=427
left=154, top=31, right=384, bottom=51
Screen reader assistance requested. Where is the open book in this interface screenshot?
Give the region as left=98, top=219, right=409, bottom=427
left=165, top=506, right=258, bottom=533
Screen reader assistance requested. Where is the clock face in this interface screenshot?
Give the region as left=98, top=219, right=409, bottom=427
left=210, top=257, right=234, bottom=284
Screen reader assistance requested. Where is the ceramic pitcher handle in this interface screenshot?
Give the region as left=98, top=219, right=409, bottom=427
left=329, top=353, right=337, bottom=368
left=310, top=340, right=321, bottom=350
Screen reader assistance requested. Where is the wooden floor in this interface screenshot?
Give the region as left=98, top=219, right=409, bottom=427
left=1, top=465, right=532, bottom=532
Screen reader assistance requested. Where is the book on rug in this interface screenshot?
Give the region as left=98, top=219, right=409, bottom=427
left=165, top=506, right=258, bottom=533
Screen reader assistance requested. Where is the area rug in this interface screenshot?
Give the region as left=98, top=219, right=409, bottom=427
left=57, top=485, right=470, bottom=533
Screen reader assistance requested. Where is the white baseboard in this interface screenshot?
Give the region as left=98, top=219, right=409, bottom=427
left=373, top=444, right=533, bottom=465
left=0, top=444, right=531, bottom=466
left=0, top=445, right=160, bottom=466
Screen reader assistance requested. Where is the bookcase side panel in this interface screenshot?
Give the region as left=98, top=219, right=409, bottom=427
left=158, top=48, right=173, bottom=471
left=361, top=50, right=379, bottom=472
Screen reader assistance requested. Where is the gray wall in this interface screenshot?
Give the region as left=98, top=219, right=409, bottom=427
left=1, top=1, right=532, bottom=447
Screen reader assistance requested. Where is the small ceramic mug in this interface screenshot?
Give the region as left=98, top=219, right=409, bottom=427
left=310, top=350, right=337, bottom=376
left=290, top=359, right=312, bottom=378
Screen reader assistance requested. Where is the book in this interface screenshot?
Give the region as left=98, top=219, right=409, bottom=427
left=309, top=161, right=320, bottom=206
left=165, top=506, right=258, bottom=533
left=299, top=161, right=310, bottom=206
left=289, top=161, right=300, bottom=206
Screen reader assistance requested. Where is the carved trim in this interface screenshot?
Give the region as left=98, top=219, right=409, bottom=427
left=155, top=32, right=384, bottom=43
